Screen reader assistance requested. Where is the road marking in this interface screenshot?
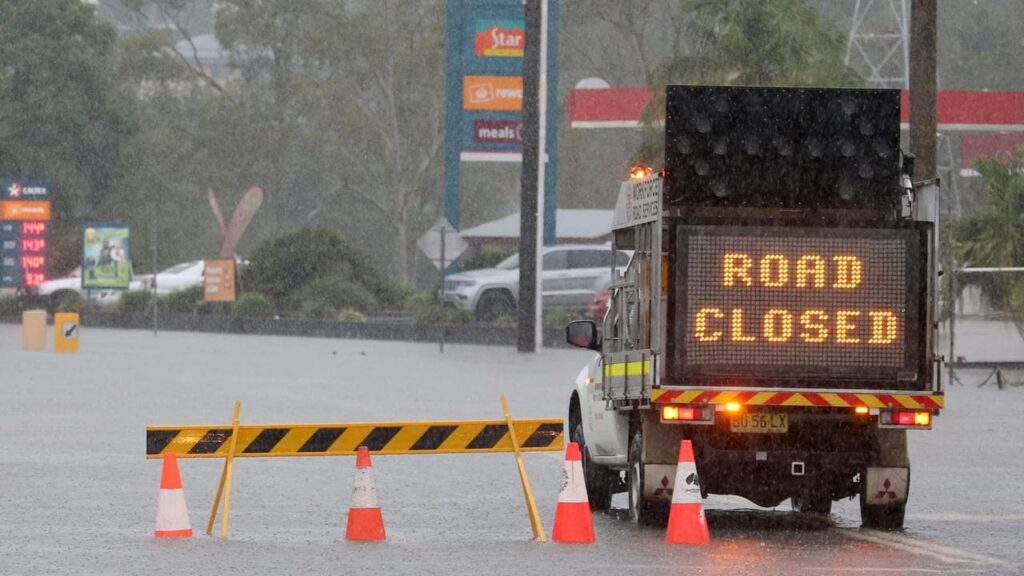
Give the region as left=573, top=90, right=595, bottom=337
left=841, top=529, right=1005, bottom=566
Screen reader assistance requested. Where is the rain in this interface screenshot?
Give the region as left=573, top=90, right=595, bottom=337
left=2, top=1, right=1023, bottom=574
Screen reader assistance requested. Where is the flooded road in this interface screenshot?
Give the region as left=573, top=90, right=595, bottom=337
left=0, top=326, right=1019, bottom=575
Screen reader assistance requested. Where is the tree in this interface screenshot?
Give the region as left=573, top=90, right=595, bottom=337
left=0, top=0, right=136, bottom=225
left=115, top=0, right=446, bottom=285
left=953, top=146, right=1024, bottom=333
left=633, top=0, right=863, bottom=164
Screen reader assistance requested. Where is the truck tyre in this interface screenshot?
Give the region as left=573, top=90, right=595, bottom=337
left=791, top=491, right=832, bottom=515
left=627, top=431, right=667, bottom=526
left=475, top=290, right=514, bottom=322
left=572, top=422, right=614, bottom=511
left=568, top=397, right=614, bottom=511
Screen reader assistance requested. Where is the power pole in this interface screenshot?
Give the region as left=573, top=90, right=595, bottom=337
left=909, top=0, right=937, bottom=182
left=517, top=0, right=541, bottom=353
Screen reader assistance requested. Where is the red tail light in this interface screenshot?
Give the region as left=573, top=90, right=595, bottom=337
left=882, top=410, right=932, bottom=428
left=660, top=405, right=714, bottom=424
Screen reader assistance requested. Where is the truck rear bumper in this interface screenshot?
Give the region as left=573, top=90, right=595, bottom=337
left=641, top=408, right=882, bottom=507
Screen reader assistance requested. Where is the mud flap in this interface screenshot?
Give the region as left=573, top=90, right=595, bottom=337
left=643, top=464, right=678, bottom=501
left=865, top=466, right=909, bottom=505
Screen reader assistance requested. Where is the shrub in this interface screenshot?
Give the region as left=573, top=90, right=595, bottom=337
left=493, top=314, right=517, bottom=328
left=462, top=245, right=514, bottom=270
left=160, top=285, right=204, bottom=315
left=302, top=300, right=337, bottom=320
left=544, top=309, right=585, bottom=330
left=117, top=290, right=154, bottom=318
left=0, top=295, right=23, bottom=317
left=244, top=228, right=404, bottom=312
left=406, top=291, right=472, bottom=325
left=301, top=275, right=377, bottom=313
left=338, top=308, right=366, bottom=322
left=55, top=292, right=86, bottom=313
left=232, top=292, right=274, bottom=318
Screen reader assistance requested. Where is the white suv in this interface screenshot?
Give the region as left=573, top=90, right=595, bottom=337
left=442, top=244, right=631, bottom=321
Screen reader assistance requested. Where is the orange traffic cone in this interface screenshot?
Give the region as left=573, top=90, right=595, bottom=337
left=154, top=452, right=192, bottom=538
left=551, top=442, right=595, bottom=543
left=665, top=440, right=710, bottom=545
left=346, top=446, right=386, bottom=541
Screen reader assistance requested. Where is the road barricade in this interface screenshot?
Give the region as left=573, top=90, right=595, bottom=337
left=147, top=400, right=562, bottom=540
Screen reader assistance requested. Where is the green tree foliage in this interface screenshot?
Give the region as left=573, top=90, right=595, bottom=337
left=633, top=0, right=863, bottom=164
left=243, top=227, right=403, bottom=313
left=953, top=147, right=1024, bottom=321
left=113, top=0, right=446, bottom=284
left=0, top=0, right=136, bottom=225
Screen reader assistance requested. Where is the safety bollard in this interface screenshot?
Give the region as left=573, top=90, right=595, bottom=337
left=22, top=309, right=47, bottom=350
left=54, top=312, right=80, bottom=353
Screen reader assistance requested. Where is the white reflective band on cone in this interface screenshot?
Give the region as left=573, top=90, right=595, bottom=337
left=671, top=461, right=703, bottom=504
left=155, top=489, right=191, bottom=532
left=350, top=468, right=380, bottom=509
left=557, top=459, right=589, bottom=504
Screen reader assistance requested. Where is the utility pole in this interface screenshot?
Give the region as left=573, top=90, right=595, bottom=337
left=909, top=0, right=937, bottom=182
left=518, top=0, right=541, bottom=353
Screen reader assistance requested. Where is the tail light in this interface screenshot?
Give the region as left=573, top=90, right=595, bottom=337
left=660, top=405, right=715, bottom=424
left=880, top=409, right=932, bottom=429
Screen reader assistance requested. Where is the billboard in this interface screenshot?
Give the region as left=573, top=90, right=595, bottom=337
left=203, top=259, right=236, bottom=302
left=82, top=224, right=131, bottom=290
left=444, top=0, right=560, bottom=244
left=673, top=225, right=927, bottom=387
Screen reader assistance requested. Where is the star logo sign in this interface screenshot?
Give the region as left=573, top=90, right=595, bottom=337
left=8, top=182, right=22, bottom=198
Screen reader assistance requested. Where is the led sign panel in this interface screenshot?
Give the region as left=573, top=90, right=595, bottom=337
left=674, top=225, right=926, bottom=386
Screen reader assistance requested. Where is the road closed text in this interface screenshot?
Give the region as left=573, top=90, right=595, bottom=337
left=680, top=226, right=921, bottom=373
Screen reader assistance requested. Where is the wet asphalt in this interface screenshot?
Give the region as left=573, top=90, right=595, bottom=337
left=1, top=322, right=1021, bottom=575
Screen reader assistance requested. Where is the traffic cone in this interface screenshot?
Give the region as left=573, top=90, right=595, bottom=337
left=345, top=446, right=386, bottom=541
left=665, top=440, right=710, bottom=545
left=154, top=452, right=192, bottom=538
left=551, top=442, right=595, bottom=543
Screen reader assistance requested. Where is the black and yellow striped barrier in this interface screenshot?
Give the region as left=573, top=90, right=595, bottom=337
left=147, top=419, right=564, bottom=458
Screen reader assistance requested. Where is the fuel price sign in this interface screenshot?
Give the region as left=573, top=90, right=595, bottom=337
left=1, top=180, right=51, bottom=289
left=674, top=225, right=927, bottom=387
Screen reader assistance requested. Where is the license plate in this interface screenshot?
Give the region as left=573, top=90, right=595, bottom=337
left=730, top=413, right=788, bottom=434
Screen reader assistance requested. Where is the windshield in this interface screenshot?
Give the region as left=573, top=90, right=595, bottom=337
left=495, top=254, right=519, bottom=270
left=159, top=262, right=198, bottom=275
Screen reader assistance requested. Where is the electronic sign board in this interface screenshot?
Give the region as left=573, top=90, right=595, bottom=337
left=1, top=180, right=50, bottom=289
left=673, top=225, right=927, bottom=388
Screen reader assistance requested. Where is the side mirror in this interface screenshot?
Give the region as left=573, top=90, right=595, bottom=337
left=566, top=320, right=600, bottom=351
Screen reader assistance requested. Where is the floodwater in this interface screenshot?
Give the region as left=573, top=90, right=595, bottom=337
left=1, top=324, right=1021, bottom=575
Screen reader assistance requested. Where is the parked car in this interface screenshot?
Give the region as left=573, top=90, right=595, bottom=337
left=144, top=260, right=205, bottom=296
left=442, top=244, right=631, bottom=321
left=34, top=267, right=145, bottom=310
left=587, top=289, right=611, bottom=324
left=35, top=260, right=208, bottom=311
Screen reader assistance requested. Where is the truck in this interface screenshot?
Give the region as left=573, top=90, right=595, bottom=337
left=564, top=85, right=942, bottom=530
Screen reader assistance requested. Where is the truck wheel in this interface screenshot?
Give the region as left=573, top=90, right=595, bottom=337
left=627, top=431, right=666, bottom=526
left=571, top=421, right=613, bottom=511
left=791, top=491, right=832, bottom=515
left=475, top=290, right=514, bottom=322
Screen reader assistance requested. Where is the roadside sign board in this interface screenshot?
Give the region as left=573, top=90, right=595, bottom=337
left=204, top=259, right=236, bottom=302
left=81, top=224, right=131, bottom=290
left=417, top=218, right=468, bottom=269
left=0, top=180, right=50, bottom=288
